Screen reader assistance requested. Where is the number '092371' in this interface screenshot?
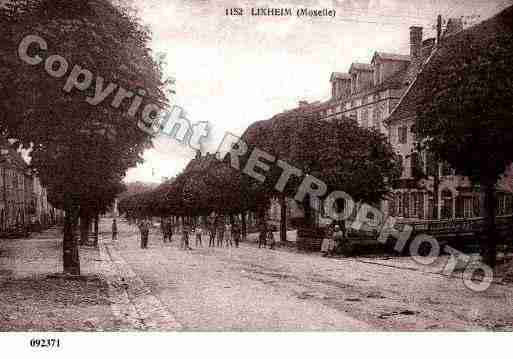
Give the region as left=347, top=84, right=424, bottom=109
left=30, top=338, right=60, bottom=348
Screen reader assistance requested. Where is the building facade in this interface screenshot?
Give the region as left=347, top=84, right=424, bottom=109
left=271, top=16, right=513, bottom=226
left=0, top=140, right=60, bottom=234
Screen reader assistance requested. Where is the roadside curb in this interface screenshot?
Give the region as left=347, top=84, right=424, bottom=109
left=99, top=237, right=182, bottom=330
left=98, top=241, right=145, bottom=330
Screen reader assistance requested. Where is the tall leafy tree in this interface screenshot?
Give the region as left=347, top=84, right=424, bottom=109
left=414, top=6, right=513, bottom=267
left=0, top=0, right=166, bottom=274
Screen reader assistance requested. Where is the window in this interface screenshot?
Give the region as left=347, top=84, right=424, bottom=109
left=398, top=126, right=408, bottom=144
left=373, top=108, right=381, bottom=129
left=507, top=194, right=513, bottom=214
left=410, top=125, right=417, bottom=143
left=410, top=152, right=423, bottom=178
left=396, top=193, right=403, bottom=217
left=397, top=155, right=405, bottom=177
left=441, top=190, right=453, bottom=219
left=374, top=64, right=381, bottom=85
left=497, top=194, right=508, bottom=216
left=351, top=73, right=357, bottom=93
left=361, top=109, right=369, bottom=127
left=403, top=192, right=410, bottom=217
left=463, top=198, right=474, bottom=218
left=418, top=192, right=425, bottom=219
left=407, top=192, right=424, bottom=218
left=389, top=194, right=396, bottom=216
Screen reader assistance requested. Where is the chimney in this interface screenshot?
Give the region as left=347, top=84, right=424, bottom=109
left=298, top=100, right=309, bottom=108
left=436, top=15, right=442, bottom=45
left=409, top=26, right=423, bottom=61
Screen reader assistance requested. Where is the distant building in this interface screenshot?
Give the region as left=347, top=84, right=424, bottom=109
left=0, top=139, right=60, bottom=234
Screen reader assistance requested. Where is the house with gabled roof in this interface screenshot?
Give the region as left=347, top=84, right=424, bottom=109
left=385, top=6, right=513, bottom=221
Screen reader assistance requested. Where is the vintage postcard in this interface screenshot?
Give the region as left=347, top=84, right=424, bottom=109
left=1, top=0, right=513, bottom=357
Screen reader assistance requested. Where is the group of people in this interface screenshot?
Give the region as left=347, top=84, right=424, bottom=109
left=321, top=222, right=350, bottom=257
left=122, top=217, right=348, bottom=256
left=172, top=223, right=243, bottom=250
left=258, top=224, right=277, bottom=249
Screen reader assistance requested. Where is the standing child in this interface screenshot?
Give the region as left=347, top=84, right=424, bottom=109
left=217, top=225, right=224, bottom=247
left=112, top=218, right=118, bottom=241
left=208, top=226, right=216, bottom=247
left=233, top=223, right=241, bottom=248
left=195, top=226, right=203, bottom=247
left=182, top=226, right=191, bottom=250
left=138, top=220, right=149, bottom=249
left=224, top=224, right=233, bottom=247
left=258, top=223, right=267, bottom=249
left=267, top=226, right=276, bottom=250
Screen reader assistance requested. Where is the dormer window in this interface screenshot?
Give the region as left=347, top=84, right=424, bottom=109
left=374, top=63, right=381, bottom=85
left=351, top=73, right=358, bottom=93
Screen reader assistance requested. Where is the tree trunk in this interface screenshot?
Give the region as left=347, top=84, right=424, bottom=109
left=93, top=213, right=99, bottom=247
left=63, top=203, right=80, bottom=275
left=280, top=195, right=287, bottom=242
left=482, top=182, right=498, bottom=268
left=303, top=196, right=313, bottom=227
left=79, top=213, right=90, bottom=246
left=241, top=211, right=247, bottom=241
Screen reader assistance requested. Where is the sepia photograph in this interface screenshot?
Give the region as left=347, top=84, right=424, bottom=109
left=1, top=0, right=513, bottom=357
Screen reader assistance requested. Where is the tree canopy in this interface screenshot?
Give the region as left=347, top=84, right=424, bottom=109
left=0, top=0, right=167, bottom=274
left=413, top=5, right=513, bottom=266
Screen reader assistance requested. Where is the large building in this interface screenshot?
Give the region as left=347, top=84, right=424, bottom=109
left=271, top=12, right=513, bottom=225
left=385, top=12, right=513, bottom=222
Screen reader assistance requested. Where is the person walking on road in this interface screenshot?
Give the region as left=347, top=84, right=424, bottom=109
left=267, top=226, right=276, bottom=250
left=258, top=223, right=267, bottom=249
left=217, top=225, right=225, bottom=247
left=224, top=224, right=233, bottom=247
left=195, top=226, right=203, bottom=247
left=138, top=220, right=150, bottom=249
left=334, top=223, right=351, bottom=256
left=182, top=225, right=191, bottom=250
left=233, top=223, right=241, bottom=248
left=112, top=218, right=118, bottom=241
left=162, top=220, right=173, bottom=243
left=321, top=226, right=335, bottom=257
left=208, top=226, right=216, bottom=247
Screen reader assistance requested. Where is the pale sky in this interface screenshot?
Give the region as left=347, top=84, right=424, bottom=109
left=123, top=0, right=511, bottom=183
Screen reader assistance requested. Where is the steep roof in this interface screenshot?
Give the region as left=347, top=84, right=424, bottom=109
left=330, top=72, right=350, bottom=82
left=349, top=62, right=372, bottom=73
left=372, top=52, right=411, bottom=63
left=386, top=5, right=513, bottom=124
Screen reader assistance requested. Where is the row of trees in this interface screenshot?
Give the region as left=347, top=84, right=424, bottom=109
left=119, top=110, right=402, bottom=242
left=0, top=0, right=167, bottom=274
